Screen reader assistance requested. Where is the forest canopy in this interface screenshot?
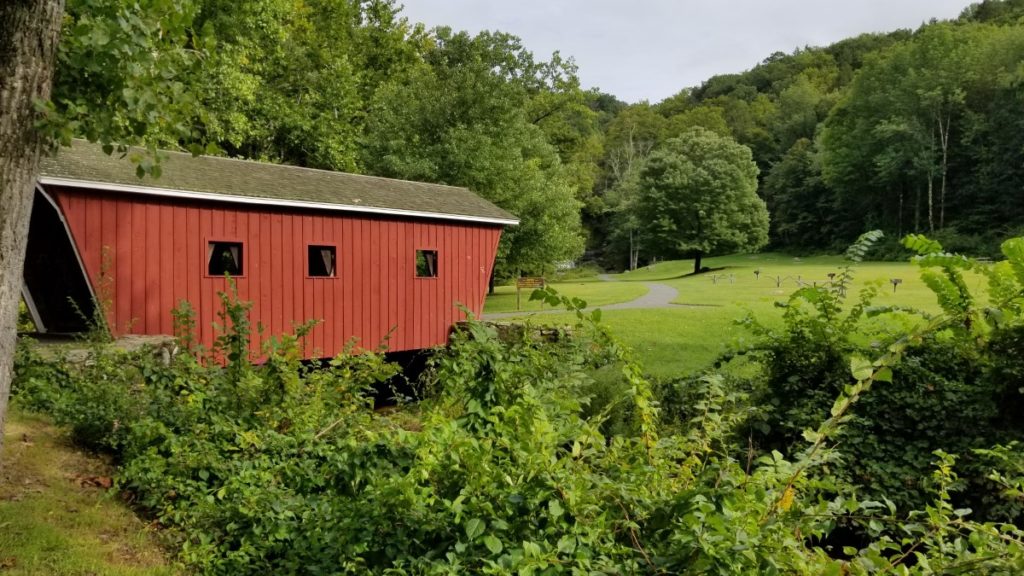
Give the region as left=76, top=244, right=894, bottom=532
left=50, top=0, right=1024, bottom=273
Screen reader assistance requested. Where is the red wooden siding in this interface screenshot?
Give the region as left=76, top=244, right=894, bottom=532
left=48, top=186, right=502, bottom=356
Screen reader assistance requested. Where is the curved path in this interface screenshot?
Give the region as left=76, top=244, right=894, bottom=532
left=482, top=276, right=700, bottom=320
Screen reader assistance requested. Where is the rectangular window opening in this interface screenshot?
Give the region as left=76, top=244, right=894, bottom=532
left=308, top=245, right=337, bottom=277
left=207, top=241, right=243, bottom=276
left=416, top=249, right=438, bottom=278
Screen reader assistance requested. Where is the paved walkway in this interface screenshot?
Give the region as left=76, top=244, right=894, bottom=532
left=482, top=275, right=702, bottom=320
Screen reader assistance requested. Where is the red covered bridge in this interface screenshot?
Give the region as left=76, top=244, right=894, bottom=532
left=24, top=141, right=517, bottom=357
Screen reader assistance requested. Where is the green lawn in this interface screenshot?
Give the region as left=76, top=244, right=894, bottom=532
left=508, top=307, right=756, bottom=377
left=0, top=410, right=178, bottom=575
left=486, top=253, right=988, bottom=378
left=483, top=281, right=649, bottom=314
left=658, top=253, right=990, bottom=313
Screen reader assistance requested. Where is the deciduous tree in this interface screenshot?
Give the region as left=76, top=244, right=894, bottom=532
left=0, top=0, right=65, bottom=457
left=821, top=24, right=977, bottom=236
left=361, top=28, right=584, bottom=278
left=0, top=0, right=205, bottom=454
left=634, top=128, right=768, bottom=274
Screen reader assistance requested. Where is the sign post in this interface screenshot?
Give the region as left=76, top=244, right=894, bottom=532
left=515, top=277, right=546, bottom=311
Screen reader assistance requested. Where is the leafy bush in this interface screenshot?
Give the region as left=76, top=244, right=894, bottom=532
left=837, top=335, right=1001, bottom=510
left=741, top=232, right=883, bottom=446
left=11, top=268, right=1024, bottom=573
left=868, top=228, right=1007, bottom=261
left=928, top=227, right=1006, bottom=260
left=11, top=337, right=68, bottom=413
left=16, top=299, right=35, bottom=332
left=742, top=232, right=1024, bottom=516
left=988, top=325, right=1024, bottom=430
left=864, top=234, right=915, bottom=262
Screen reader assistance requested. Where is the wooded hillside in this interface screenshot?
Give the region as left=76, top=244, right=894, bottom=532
left=594, top=0, right=1024, bottom=265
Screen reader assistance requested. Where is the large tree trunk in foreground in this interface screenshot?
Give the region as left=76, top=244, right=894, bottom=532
left=693, top=251, right=703, bottom=275
left=0, top=0, right=65, bottom=456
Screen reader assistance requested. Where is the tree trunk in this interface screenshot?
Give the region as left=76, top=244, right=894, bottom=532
left=898, top=187, right=904, bottom=238
left=927, top=122, right=936, bottom=234
left=628, top=228, right=639, bottom=271
left=628, top=229, right=633, bottom=271
left=927, top=174, right=935, bottom=233
left=0, top=0, right=65, bottom=456
left=938, top=112, right=951, bottom=230
left=693, top=211, right=703, bottom=274
left=914, top=184, right=921, bottom=232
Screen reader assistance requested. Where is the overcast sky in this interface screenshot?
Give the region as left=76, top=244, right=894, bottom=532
left=398, top=0, right=972, bottom=103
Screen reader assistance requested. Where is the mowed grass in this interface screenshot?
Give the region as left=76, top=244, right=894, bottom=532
left=656, top=253, right=962, bottom=313
left=486, top=253, right=989, bottom=378
left=0, top=409, right=178, bottom=576
left=508, top=307, right=757, bottom=377
left=483, top=280, right=648, bottom=314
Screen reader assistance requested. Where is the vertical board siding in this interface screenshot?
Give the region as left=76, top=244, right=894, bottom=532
left=49, top=186, right=501, bottom=357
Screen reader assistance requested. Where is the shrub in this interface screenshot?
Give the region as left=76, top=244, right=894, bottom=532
left=16, top=299, right=35, bottom=332
left=988, top=325, right=1024, bottom=430
left=742, top=232, right=1024, bottom=516
left=11, top=270, right=1024, bottom=573
left=11, top=337, right=68, bottom=413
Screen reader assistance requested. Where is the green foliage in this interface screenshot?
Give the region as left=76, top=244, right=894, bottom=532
left=742, top=231, right=1024, bottom=518
left=16, top=299, right=35, bottom=333
left=582, top=11, right=1024, bottom=260
left=634, top=128, right=769, bottom=271
left=987, top=326, right=1024, bottom=433
left=12, top=267, right=1024, bottom=572
left=43, top=0, right=212, bottom=171
left=52, top=2, right=587, bottom=276
left=361, top=28, right=586, bottom=276
left=188, top=0, right=417, bottom=171
left=762, top=138, right=839, bottom=250
left=740, top=232, right=884, bottom=443
left=11, top=338, right=67, bottom=414
left=979, top=442, right=1024, bottom=513
left=818, top=22, right=1024, bottom=246
left=960, top=0, right=1024, bottom=25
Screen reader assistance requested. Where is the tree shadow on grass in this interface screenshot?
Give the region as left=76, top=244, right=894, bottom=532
left=648, top=265, right=731, bottom=281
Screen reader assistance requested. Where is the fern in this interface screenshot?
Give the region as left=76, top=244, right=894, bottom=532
left=1002, top=237, right=1024, bottom=286
left=902, top=234, right=980, bottom=331
left=903, top=233, right=944, bottom=256
left=846, top=229, right=885, bottom=262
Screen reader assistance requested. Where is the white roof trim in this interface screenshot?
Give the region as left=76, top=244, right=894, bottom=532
left=37, top=176, right=520, bottom=227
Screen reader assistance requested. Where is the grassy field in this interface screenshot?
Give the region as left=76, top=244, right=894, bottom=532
left=630, top=253, right=954, bottom=312
left=489, top=306, right=757, bottom=377
left=483, top=279, right=648, bottom=314
left=486, top=253, right=986, bottom=378
left=0, top=410, right=177, bottom=575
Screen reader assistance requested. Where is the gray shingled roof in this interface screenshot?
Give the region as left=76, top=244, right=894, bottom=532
left=38, top=140, right=518, bottom=225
